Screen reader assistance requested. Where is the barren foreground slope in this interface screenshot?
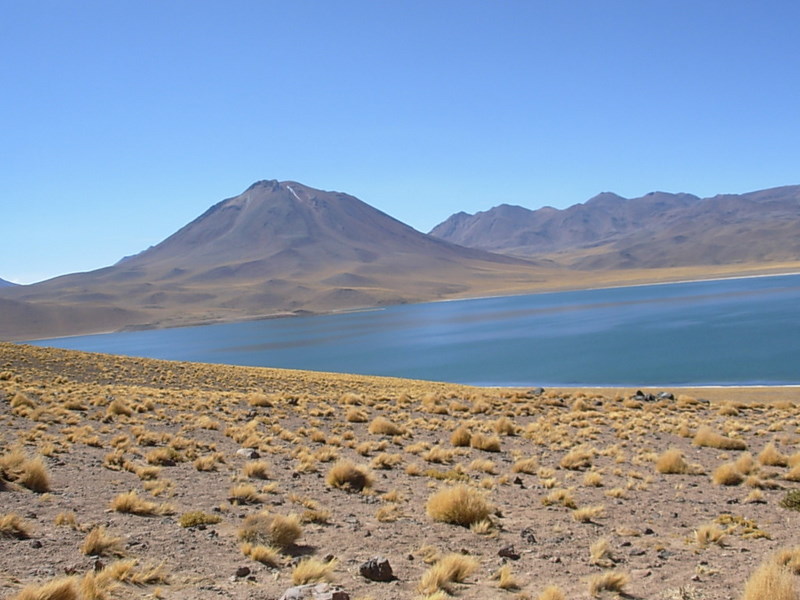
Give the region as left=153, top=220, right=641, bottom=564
left=2, top=343, right=800, bottom=600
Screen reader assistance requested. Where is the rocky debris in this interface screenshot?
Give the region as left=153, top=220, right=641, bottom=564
left=236, top=448, right=260, bottom=459
left=234, top=566, right=251, bottom=578
left=278, top=583, right=350, bottom=600
left=358, top=556, right=394, bottom=581
left=498, top=545, right=520, bottom=560
left=520, top=527, right=537, bottom=544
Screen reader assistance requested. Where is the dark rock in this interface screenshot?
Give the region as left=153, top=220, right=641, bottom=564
left=359, top=556, right=394, bottom=581
left=657, top=392, right=675, bottom=401
left=30, top=540, right=43, bottom=549
left=498, top=545, right=520, bottom=560
left=235, top=566, right=251, bottom=578
left=529, top=387, right=545, bottom=396
left=520, top=527, right=537, bottom=544
left=513, top=476, right=524, bottom=486
left=644, top=527, right=655, bottom=535
left=236, top=448, right=260, bottom=459
left=279, top=583, right=350, bottom=600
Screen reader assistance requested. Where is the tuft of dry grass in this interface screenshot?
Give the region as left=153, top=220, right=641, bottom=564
left=560, top=446, right=594, bottom=470
left=291, top=557, right=337, bottom=585
left=537, top=585, right=566, bottom=600
left=572, top=504, right=605, bottom=523
left=587, top=571, right=630, bottom=597
left=0, top=513, right=32, bottom=539
left=712, top=462, right=744, bottom=486
left=494, top=564, right=520, bottom=590
left=512, top=457, right=539, bottom=474
left=418, top=553, right=479, bottom=595
left=110, top=491, right=174, bottom=516
left=368, top=416, right=404, bottom=436
left=450, top=426, right=471, bottom=447
left=656, top=448, right=698, bottom=474
left=242, top=460, right=271, bottom=479
left=693, top=426, right=746, bottom=450
left=759, top=443, right=789, bottom=467
left=241, top=542, right=282, bottom=566
left=741, top=560, right=796, bottom=600
left=81, top=526, right=125, bottom=557
left=237, top=512, right=301, bottom=550
left=469, top=433, right=501, bottom=452
left=590, top=537, right=615, bottom=567
left=325, top=460, right=374, bottom=492
left=179, top=511, right=222, bottom=528
left=228, top=483, right=263, bottom=505
left=695, top=523, right=726, bottom=547
left=426, top=484, right=492, bottom=527
left=10, top=576, right=79, bottom=600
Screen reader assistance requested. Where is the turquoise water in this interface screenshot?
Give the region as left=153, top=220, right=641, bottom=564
left=28, top=274, right=800, bottom=386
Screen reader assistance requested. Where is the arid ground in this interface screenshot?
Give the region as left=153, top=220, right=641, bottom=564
left=2, top=342, right=800, bottom=600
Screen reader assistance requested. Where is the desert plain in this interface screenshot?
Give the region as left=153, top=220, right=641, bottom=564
left=2, top=342, right=800, bottom=600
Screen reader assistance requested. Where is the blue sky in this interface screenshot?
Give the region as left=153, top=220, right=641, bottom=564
left=2, top=1, right=799, bottom=284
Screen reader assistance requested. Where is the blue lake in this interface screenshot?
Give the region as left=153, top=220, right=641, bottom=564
left=28, top=273, right=800, bottom=387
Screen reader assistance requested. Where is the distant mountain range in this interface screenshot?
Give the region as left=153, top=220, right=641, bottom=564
left=0, top=180, right=538, bottom=340
left=2, top=180, right=798, bottom=341
left=430, top=185, right=800, bottom=269
left=0, top=277, right=17, bottom=288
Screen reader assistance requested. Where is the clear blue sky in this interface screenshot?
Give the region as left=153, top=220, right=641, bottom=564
left=2, top=1, right=799, bottom=284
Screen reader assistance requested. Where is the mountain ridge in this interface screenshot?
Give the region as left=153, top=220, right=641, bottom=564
left=0, top=180, right=541, bottom=340
left=429, top=185, right=800, bottom=268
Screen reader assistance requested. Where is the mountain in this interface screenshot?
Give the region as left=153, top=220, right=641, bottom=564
left=0, top=277, right=18, bottom=288
left=0, top=180, right=540, bottom=340
left=430, top=185, right=800, bottom=269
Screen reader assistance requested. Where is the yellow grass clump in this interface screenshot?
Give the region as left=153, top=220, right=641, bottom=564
left=241, top=542, right=282, bottom=566
left=587, top=571, right=630, bottom=597
left=655, top=448, right=695, bottom=474
left=537, top=585, right=567, bottom=600
left=712, top=462, right=745, bottom=486
left=368, top=416, right=404, bottom=436
left=81, top=526, right=125, bottom=557
left=759, top=443, right=790, bottom=467
left=693, top=426, right=746, bottom=450
left=469, top=433, right=501, bottom=452
left=179, top=511, right=222, bottom=528
left=110, top=491, right=174, bottom=516
left=242, top=460, right=271, bottom=479
left=426, top=484, right=492, bottom=527
left=450, top=426, right=472, bottom=447
left=418, top=553, right=479, bottom=595
left=0, top=513, right=32, bottom=539
left=741, top=560, right=796, bottom=600
left=325, top=460, right=374, bottom=492
left=560, top=446, right=594, bottom=470
left=237, top=512, right=302, bottom=550
left=10, top=576, right=79, bottom=600
left=291, top=557, right=337, bottom=585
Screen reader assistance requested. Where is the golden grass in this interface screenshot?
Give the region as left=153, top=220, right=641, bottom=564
left=81, top=526, right=125, bottom=557
left=426, top=484, right=492, bottom=527
left=494, top=564, right=520, bottom=590
left=741, top=560, right=796, bottom=600
left=590, top=537, right=614, bottom=567
left=325, top=460, right=374, bottom=492
left=759, top=443, right=790, bottom=467
left=291, top=557, right=337, bottom=585
left=655, top=448, right=696, bottom=474
left=587, top=571, right=630, bottom=597
left=693, top=426, right=747, bottom=450
left=712, top=462, right=745, bottom=486
left=110, top=491, right=174, bottom=516
left=242, top=460, right=271, bottom=479
left=241, top=542, right=282, bottom=566
left=695, top=523, right=726, bottom=547
left=469, top=432, right=501, bottom=452
left=418, top=553, right=479, bottom=595
left=10, top=577, right=79, bottom=600
left=560, top=446, right=594, bottom=470
left=572, top=504, right=605, bottom=523
left=228, top=483, right=263, bottom=505
left=368, top=416, right=404, bottom=436
left=178, top=511, right=222, bottom=528
left=511, top=456, right=539, bottom=474
left=0, top=513, right=32, bottom=539
left=450, top=426, right=471, bottom=447
left=237, top=512, right=301, bottom=550
left=537, top=585, right=566, bottom=600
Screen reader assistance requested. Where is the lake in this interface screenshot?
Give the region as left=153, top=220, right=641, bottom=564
left=28, top=273, right=800, bottom=387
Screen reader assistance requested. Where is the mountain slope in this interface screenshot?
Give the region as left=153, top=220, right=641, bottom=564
left=430, top=185, right=800, bottom=268
left=0, top=277, right=18, bottom=288
left=0, top=180, right=540, bottom=340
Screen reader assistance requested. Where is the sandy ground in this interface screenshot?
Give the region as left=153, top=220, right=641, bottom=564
left=1, top=343, right=800, bottom=600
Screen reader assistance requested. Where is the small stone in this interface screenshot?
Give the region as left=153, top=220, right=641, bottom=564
left=235, top=566, right=251, bottom=578
left=30, top=540, right=43, bottom=549
left=498, top=545, right=520, bottom=560
left=359, top=556, right=394, bottom=582
left=644, top=527, right=655, bottom=535
left=278, top=583, right=350, bottom=600
left=520, top=527, right=537, bottom=544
